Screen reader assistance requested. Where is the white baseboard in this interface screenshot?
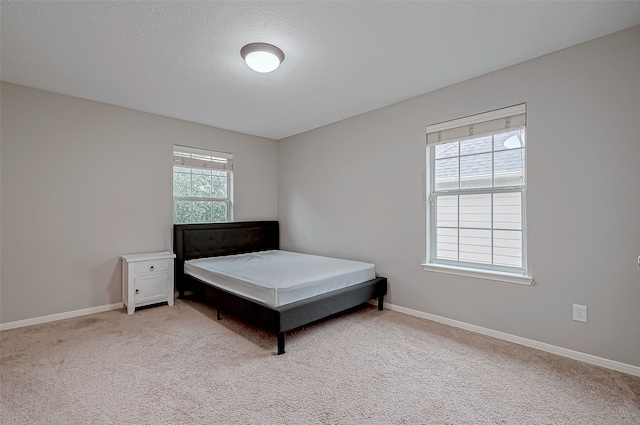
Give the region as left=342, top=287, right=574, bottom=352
left=372, top=300, right=640, bottom=377
left=0, top=302, right=124, bottom=331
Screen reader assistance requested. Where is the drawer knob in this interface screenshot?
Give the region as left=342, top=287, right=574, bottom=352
left=135, top=289, right=140, bottom=294
left=150, top=265, right=155, bottom=271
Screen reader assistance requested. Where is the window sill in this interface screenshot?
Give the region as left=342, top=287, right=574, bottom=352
left=421, top=263, right=533, bottom=286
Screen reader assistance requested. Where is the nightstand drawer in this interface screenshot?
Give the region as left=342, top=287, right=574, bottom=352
left=134, top=259, right=169, bottom=275
left=134, top=274, right=168, bottom=304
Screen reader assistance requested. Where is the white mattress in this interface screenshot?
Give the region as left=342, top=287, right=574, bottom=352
left=184, top=250, right=376, bottom=308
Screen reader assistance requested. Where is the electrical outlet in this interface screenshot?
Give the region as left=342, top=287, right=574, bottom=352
left=573, top=304, right=587, bottom=323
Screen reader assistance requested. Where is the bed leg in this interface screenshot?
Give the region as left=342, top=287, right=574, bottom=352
left=277, top=332, right=285, bottom=355
left=377, top=295, right=384, bottom=311
left=216, top=309, right=221, bottom=321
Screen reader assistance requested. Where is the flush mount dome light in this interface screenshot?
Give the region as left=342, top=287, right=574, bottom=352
left=241, top=43, right=284, bottom=73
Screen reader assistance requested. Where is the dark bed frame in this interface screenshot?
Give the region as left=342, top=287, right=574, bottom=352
left=173, top=221, right=387, bottom=355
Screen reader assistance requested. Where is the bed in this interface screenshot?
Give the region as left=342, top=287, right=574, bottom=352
left=173, top=221, right=387, bottom=355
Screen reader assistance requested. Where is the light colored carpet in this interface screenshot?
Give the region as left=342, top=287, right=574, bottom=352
left=1, top=298, right=639, bottom=424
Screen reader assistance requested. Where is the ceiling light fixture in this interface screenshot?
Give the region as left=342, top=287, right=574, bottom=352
left=241, top=42, right=284, bottom=73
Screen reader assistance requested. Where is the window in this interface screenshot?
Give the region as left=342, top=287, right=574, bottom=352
left=173, top=145, right=233, bottom=224
left=424, top=104, right=531, bottom=284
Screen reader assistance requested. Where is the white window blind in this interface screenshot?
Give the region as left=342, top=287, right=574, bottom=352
left=427, top=104, right=526, bottom=146
left=173, top=145, right=233, bottom=172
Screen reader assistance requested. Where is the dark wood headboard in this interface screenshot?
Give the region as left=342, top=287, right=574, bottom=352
left=173, top=221, right=279, bottom=296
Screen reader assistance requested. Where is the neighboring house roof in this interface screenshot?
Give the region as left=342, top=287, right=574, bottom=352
left=434, top=131, right=525, bottom=186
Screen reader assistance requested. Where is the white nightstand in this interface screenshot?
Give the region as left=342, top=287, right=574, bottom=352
left=121, top=251, right=176, bottom=314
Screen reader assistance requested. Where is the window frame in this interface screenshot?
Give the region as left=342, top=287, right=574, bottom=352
left=423, top=105, right=533, bottom=285
left=172, top=145, right=234, bottom=224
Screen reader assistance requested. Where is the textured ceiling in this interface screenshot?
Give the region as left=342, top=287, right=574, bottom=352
left=2, top=1, right=640, bottom=140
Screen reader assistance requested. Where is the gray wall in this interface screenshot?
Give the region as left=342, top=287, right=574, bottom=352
left=278, top=26, right=640, bottom=366
left=0, top=83, right=278, bottom=323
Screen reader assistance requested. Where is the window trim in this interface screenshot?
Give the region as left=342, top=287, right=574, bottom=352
left=421, top=262, right=533, bottom=285
left=424, top=104, right=532, bottom=284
